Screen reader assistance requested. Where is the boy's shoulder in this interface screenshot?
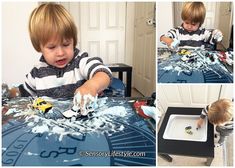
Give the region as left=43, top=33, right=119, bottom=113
left=32, top=56, right=49, bottom=69
left=72, top=48, right=89, bottom=59
left=76, top=48, right=88, bottom=57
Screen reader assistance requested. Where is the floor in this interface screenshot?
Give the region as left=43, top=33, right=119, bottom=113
left=225, top=133, right=233, bottom=166
left=131, top=88, right=144, bottom=97
left=158, top=147, right=224, bottom=166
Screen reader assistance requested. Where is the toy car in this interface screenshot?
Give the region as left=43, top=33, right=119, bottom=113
left=178, top=49, right=191, bottom=56
left=185, top=126, right=193, bottom=135
left=185, top=126, right=192, bottom=130
left=181, top=55, right=190, bottom=61
left=218, top=52, right=227, bottom=62
left=181, top=53, right=197, bottom=62
left=32, top=98, right=52, bottom=113
left=205, top=52, right=215, bottom=62
left=133, top=100, right=151, bottom=119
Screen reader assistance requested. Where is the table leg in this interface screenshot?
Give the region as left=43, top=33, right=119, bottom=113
left=118, top=72, right=123, bottom=81
left=126, top=70, right=132, bottom=97
left=159, top=154, right=173, bottom=162
left=205, top=157, right=213, bottom=166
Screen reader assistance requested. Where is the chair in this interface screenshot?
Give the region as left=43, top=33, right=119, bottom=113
left=102, top=77, right=125, bottom=97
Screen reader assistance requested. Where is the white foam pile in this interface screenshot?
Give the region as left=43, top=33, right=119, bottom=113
left=63, top=158, right=80, bottom=162
left=27, top=152, right=39, bottom=156
left=5, top=97, right=129, bottom=141
left=162, top=50, right=230, bottom=76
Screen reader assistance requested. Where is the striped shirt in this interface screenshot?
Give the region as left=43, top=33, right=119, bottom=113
left=20, top=48, right=112, bottom=98
left=164, top=25, right=217, bottom=49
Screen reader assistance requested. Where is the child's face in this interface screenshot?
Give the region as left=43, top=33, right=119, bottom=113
left=183, top=20, right=200, bottom=32
left=40, top=37, right=74, bottom=68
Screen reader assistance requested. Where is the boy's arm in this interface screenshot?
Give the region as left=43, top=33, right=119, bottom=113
left=160, top=35, right=174, bottom=47
left=18, top=84, right=33, bottom=97
left=197, top=117, right=204, bottom=129
left=160, top=36, right=180, bottom=50
left=21, top=69, right=38, bottom=97
left=75, top=71, right=110, bottom=97
left=197, top=106, right=208, bottom=128
left=160, top=28, right=180, bottom=50
left=212, top=29, right=223, bottom=42
left=77, top=53, right=112, bottom=96
left=204, top=29, right=223, bottom=45
left=215, top=124, right=233, bottom=147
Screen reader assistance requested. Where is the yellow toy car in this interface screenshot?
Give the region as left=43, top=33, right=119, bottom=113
left=178, top=49, right=191, bottom=55
left=32, top=98, right=52, bottom=113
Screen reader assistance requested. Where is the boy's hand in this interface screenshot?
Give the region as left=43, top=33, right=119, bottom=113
left=75, top=80, right=98, bottom=98
left=75, top=71, right=110, bottom=97
left=73, top=91, right=97, bottom=116
left=213, top=29, right=223, bottom=42
left=73, top=71, right=110, bottom=115
left=160, top=36, right=176, bottom=50
left=74, top=80, right=99, bottom=116
left=170, top=39, right=180, bottom=50
left=196, top=118, right=204, bottom=129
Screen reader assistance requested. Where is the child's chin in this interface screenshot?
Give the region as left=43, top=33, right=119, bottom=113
left=187, top=29, right=197, bottom=33
left=55, top=64, right=67, bottom=69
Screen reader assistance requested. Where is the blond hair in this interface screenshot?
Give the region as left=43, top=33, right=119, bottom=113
left=208, top=99, right=233, bottom=125
left=29, top=3, right=77, bottom=52
left=181, top=2, right=206, bottom=26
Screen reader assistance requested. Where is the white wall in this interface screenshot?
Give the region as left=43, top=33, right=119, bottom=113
left=157, top=2, right=173, bottom=47
left=2, top=2, right=39, bottom=86
left=158, top=85, right=233, bottom=113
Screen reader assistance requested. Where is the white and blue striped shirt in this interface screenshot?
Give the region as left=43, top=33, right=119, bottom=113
left=163, top=25, right=217, bottom=49
left=20, top=48, right=112, bottom=98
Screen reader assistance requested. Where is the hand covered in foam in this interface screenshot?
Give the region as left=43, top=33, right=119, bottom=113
left=213, top=29, right=223, bottom=42
left=170, top=39, right=180, bottom=51
left=73, top=92, right=98, bottom=116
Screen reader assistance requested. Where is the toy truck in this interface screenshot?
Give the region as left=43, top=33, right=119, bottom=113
left=32, top=98, right=52, bottom=113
